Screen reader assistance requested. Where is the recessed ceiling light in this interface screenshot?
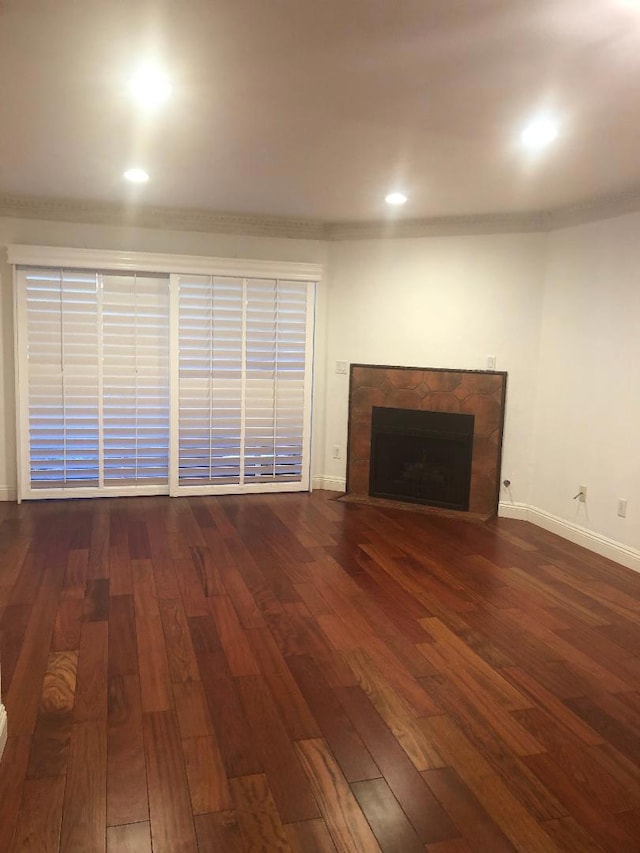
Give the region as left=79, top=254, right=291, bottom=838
left=521, top=118, right=558, bottom=149
left=129, top=64, right=171, bottom=108
left=385, top=192, right=408, bottom=206
left=124, top=168, right=150, bottom=183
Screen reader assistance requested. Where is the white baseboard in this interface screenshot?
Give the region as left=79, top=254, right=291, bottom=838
left=312, top=476, right=346, bottom=492
left=498, top=501, right=530, bottom=522
left=499, top=501, right=640, bottom=574
left=4, top=479, right=347, bottom=499
left=0, top=703, right=7, bottom=762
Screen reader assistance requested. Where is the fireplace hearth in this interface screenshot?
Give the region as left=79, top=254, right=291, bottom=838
left=369, top=407, right=474, bottom=510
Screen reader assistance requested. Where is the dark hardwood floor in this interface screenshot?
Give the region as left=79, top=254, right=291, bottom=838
left=0, top=490, right=639, bottom=852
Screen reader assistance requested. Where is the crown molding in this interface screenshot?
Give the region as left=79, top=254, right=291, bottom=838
left=0, top=194, right=327, bottom=241
left=326, top=184, right=640, bottom=239
left=1, top=183, right=640, bottom=242
left=325, top=210, right=550, bottom=240
left=546, top=183, right=640, bottom=231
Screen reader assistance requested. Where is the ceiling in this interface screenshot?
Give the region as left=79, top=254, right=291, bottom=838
left=1, top=0, right=640, bottom=225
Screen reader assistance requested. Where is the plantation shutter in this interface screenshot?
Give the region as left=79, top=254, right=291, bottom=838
left=17, top=267, right=170, bottom=498
left=24, top=269, right=100, bottom=489
left=102, top=273, right=170, bottom=484
left=244, top=279, right=308, bottom=482
left=174, top=274, right=313, bottom=494
left=177, top=275, right=243, bottom=485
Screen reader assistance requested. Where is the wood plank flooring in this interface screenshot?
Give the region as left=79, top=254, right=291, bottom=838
left=1, top=491, right=639, bottom=852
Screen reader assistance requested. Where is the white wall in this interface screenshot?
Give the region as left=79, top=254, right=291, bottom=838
left=320, top=234, right=545, bottom=500
left=0, top=217, right=328, bottom=498
left=530, top=211, right=640, bottom=553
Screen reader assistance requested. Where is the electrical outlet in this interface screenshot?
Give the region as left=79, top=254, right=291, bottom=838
left=578, top=485, right=587, bottom=503
left=335, top=361, right=348, bottom=375
left=618, top=498, right=627, bottom=518
left=332, top=445, right=341, bottom=459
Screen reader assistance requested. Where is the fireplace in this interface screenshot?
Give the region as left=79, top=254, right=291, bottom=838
left=369, top=407, right=474, bottom=510
left=346, top=364, right=507, bottom=517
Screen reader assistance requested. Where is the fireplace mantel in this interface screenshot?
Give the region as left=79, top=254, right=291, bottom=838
left=346, top=364, right=507, bottom=516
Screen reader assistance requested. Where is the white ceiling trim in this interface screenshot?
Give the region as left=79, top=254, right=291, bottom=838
left=326, top=211, right=549, bottom=240
left=1, top=185, right=640, bottom=242
left=0, top=195, right=326, bottom=241
left=547, top=184, right=640, bottom=231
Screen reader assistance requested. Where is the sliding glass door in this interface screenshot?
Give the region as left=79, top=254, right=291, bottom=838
left=17, top=267, right=169, bottom=497
left=13, top=251, right=316, bottom=501
left=173, top=274, right=313, bottom=494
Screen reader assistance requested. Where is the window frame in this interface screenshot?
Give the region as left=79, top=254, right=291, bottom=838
left=9, top=245, right=321, bottom=503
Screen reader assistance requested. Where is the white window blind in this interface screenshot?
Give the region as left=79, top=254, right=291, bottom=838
left=175, top=275, right=313, bottom=494
left=245, top=279, right=308, bottom=482
left=17, top=267, right=170, bottom=497
left=25, top=269, right=100, bottom=488
left=177, top=275, right=243, bottom=485
left=102, top=274, right=170, bottom=485
left=13, top=249, right=318, bottom=502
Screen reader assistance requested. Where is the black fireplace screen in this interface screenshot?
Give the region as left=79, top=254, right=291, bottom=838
left=369, top=407, right=474, bottom=511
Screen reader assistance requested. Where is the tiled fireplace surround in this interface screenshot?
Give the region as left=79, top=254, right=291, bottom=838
left=346, top=364, right=507, bottom=517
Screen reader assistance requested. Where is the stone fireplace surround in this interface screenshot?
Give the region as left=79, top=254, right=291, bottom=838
left=346, top=364, right=507, bottom=517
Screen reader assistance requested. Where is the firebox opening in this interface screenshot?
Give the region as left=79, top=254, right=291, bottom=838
left=369, top=407, right=474, bottom=511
